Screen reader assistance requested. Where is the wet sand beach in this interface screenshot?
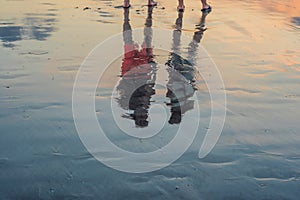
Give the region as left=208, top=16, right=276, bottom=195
left=0, top=0, right=300, bottom=199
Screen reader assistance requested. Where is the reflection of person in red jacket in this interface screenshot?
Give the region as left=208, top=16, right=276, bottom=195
left=116, top=7, right=156, bottom=127
left=122, top=42, right=153, bottom=79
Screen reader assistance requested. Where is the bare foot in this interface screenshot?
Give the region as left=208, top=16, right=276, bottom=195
left=201, top=5, right=211, bottom=12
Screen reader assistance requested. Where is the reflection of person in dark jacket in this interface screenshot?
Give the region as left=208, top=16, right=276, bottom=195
left=116, top=7, right=156, bottom=127
left=166, top=11, right=208, bottom=124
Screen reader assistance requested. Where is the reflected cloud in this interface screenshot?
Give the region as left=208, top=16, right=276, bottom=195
left=260, top=0, right=300, bottom=17
left=0, top=26, right=22, bottom=43
left=291, top=17, right=300, bottom=27
left=0, top=10, right=57, bottom=47
left=22, top=15, right=57, bottom=41
left=259, top=0, right=300, bottom=30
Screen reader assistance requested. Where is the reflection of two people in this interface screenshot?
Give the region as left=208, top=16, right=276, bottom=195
left=117, top=8, right=209, bottom=127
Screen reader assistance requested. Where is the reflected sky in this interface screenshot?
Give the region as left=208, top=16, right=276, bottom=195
left=0, top=0, right=300, bottom=199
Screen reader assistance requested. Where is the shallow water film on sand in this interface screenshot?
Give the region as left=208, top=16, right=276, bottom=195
left=0, top=0, right=299, bottom=199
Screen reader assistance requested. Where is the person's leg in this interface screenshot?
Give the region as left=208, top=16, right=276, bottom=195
left=148, top=0, right=157, bottom=6
left=195, top=11, right=209, bottom=30
left=123, top=0, right=130, bottom=8
left=177, top=0, right=185, bottom=12
left=201, top=0, right=211, bottom=12
left=201, top=0, right=209, bottom=9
